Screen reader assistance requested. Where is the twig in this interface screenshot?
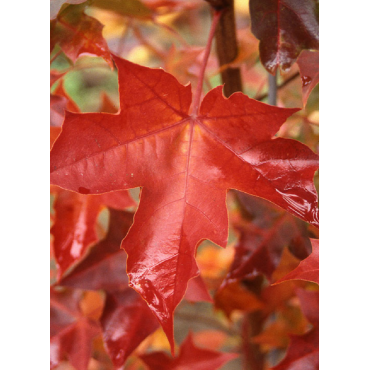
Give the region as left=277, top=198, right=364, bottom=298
left=268, top=73, right=277, bottom=106
left=255, top=71, right=300, bottom=101
left=191, top=10, right=222, bottom=116
left=206, top=0, right=243, bottom=97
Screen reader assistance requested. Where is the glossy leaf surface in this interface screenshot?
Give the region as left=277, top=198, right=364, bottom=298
left=51, top=5, right=113, bottom=67
left=101, top=289, right=159, bottom=368
left=275, top=239, right=319, bottom=285
left=59, top=209, right=133, bottom=291
left=50, top=56, right=319, bottom=351
left=250, top=0, right=319, bottom=74
left=51, top=187, right=134, bottom=280
left=140, top=332, right=238, bottom=370
left=273, top=289, right=319, bottom=370
left=297, top=50, right=319, bottom=106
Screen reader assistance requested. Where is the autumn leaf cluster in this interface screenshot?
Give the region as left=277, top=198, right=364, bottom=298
left=50, top=1, right=319, bottom=369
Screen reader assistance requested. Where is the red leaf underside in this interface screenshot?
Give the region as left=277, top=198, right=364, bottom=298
left=250, top=0, right=319, bottom=74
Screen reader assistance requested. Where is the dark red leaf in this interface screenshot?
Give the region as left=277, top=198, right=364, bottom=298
left=50, top=56, right=318, bottom=351
left=140, top=332, right=238, bottom=370
left=51, top=5, right=113, bottom=67
left=100, top=289, right=159, bottom=368
left=51, top=187, right=135, bottom=280
left=59, top=209, right=133, bottom=291
left=222, top=193, right=313, bottom=286
left=297, top=50, right=319, bottom=106
left=275, top=238, right=319, bottom=285
left=250, top=0, right=319, bottom=74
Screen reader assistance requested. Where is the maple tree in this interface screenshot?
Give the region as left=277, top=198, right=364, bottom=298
left=50, top=0, right=319, bottom=369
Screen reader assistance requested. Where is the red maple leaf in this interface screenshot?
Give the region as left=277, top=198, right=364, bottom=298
left=249, top=0, right=319, bottom=74
left=275, top=238, right=319, bottom=285
left=140, top=332, right=238, bottom=370
left=50, top=55, right=319, bottom=351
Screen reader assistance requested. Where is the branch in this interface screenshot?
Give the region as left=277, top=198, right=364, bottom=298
left=268, top=73, right=277, bottom=106
left=205, top=0, right=243, bottom=97
left=255, top=72, right=300, bottom=101
left=192, top=10, right=222, bottom=115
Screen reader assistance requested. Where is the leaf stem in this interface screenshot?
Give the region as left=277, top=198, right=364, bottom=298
left=191, top=10, right=222, bottom=116
left=268, top=72, right=277, bottom=106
